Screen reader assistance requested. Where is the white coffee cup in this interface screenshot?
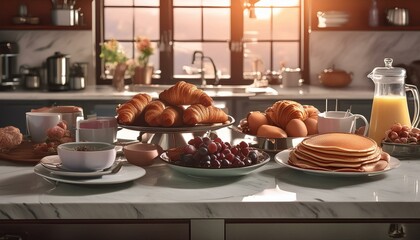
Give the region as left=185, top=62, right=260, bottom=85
left=318, top=111, right=369, bottom=136
left=26, top=112, right=62, bottom=143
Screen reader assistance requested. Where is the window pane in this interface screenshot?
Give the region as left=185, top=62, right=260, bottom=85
left=256, top=0, right=300, bottom=7
left=202, top=0, right=230, bottom=6
left=174, top=42, right=230, bottom=77
left=134, top=8, right=159, bottom=39
left=273, top=42, right=299, bottom=69
left=202, top=42, right=230, bottom=77
left=173, top=0, right=199, bottom=6
left=243, top=42, right=270, bottom=73
left=105, top=0, right=132, bottom=6
left=134, top=0, right=159, bottom=6
left=104, top=8, right=133, bottom=40
left=243, top=10, right=271, bottom=40
left=273, top=8, right=299, bottom=40
left=174, top=8, right=201, bottom=40
left=174, top=42, right=202, bottom=75
left=119, top=42, right=133, bottom=60
left=203, top=8, right=230, bottom=40
left=174, top=0, right=230, bottom=6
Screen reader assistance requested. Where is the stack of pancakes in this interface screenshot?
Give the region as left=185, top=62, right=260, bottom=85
left=289, top=133, right=390, bottom=172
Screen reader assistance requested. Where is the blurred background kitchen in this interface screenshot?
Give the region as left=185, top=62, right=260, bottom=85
left=1, top=0, right=420, bottom=91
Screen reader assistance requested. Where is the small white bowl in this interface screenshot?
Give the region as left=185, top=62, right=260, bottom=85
left=57, top=142, right=116, bottom=172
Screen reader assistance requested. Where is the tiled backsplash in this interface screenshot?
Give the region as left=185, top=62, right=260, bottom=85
left=310, top=31, right=420, bottom=88
left=0, top=30, right=94, bottom=85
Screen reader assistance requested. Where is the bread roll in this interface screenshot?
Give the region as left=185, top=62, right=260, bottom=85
left=247, top=111, right=269, bottom=135
left=257, top=124, right=287, bottom=138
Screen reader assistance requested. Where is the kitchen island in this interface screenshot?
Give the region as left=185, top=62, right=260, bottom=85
left=1, top=127, right=420, bottom=239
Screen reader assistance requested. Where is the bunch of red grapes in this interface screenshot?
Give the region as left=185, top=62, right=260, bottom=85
left=173, top=136, right=262, bottom=168
left=384, top=123, right=420, bottom=144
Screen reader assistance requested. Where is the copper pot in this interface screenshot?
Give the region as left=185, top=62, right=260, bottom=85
left=318, top=68, right=352, bottom=88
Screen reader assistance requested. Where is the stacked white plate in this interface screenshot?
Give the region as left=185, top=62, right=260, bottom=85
left=317, top=11, right=350, bottom=28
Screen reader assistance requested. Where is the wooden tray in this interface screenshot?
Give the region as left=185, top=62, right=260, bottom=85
left=0, top=141, right=51, bottom=163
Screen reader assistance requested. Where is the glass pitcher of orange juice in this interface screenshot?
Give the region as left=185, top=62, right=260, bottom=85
left=368, top=58, right=420, bottom=145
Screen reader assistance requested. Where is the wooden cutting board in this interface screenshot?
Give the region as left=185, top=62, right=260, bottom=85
left=0, top=141, right=51, bottom=163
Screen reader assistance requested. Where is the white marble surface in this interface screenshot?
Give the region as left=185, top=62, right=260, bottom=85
left=0, top=85, right=374, bottom=101
left=0, top=136, right=419, bottom=220
left=0, top=30, right=95, bottom=86
left=310, top=31, right=420, bottom=88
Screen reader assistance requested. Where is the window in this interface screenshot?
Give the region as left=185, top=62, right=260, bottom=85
left=97, top=0, right=303, bottom=85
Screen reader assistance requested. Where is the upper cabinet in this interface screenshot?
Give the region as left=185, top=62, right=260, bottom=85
left=0, top=0, right=92, bottom=30
left=309, top=0, right=420, bottom=31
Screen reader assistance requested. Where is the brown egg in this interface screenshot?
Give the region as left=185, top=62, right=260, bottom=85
left=257, top=124, right=287, bottom=138
left=285, top=119, right=308, bottom=137
left=304, top=117, right=318, bottom=135
left=247, top=111, right=269, bottom=135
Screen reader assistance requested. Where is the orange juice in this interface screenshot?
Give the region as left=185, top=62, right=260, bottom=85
left=368, top=95, right=412, bottom=145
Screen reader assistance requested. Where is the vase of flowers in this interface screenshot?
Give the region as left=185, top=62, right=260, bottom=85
left=100, top=39, right=128, bottom=91
left=132, top=36, right=154, bottom=85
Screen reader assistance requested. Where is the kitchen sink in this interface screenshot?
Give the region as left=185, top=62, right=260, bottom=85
left=125, top=84, right=277, bottom=95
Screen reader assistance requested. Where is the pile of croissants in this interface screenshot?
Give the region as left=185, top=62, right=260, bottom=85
left=240, top=100, right=319, bottom=138
left=116, top=81, right=229, bottom=127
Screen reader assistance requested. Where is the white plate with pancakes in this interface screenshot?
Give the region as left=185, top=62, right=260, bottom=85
left=274, top=133, right=401, bottom=177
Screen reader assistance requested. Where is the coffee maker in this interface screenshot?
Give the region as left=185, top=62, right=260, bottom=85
left=0, top=42, right=20, bottom=89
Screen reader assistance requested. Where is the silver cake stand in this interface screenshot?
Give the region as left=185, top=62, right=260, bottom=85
left=119, top=116, right=235, bottom=149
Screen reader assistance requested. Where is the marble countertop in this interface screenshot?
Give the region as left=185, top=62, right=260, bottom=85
left=0, top=129, right=419, bottom=221
left=0, top=85, right=374, bottom=101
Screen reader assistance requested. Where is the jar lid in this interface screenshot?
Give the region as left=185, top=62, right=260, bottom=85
left=368, top=58, right=406, bottom=81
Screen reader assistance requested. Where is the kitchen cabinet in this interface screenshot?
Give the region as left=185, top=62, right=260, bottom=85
left=225, top=222, right=420, bottom=240
left=0, top=221, right=189, bottom=240
left=0, top=0, right=92, bottom=30
left=308, top=0, right=420, bottom=31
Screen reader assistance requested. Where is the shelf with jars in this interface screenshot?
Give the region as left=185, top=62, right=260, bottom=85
left=0, top=0, right=92, bottom=31
left=308, top=0, right=420, bottom=31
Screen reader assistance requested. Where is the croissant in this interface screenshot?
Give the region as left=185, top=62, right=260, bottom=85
left=161, top=106, right=184, bottom=127
left=144, top=100, right=166, bottom=126
left=265, top=100, right=307, bottom=129
left=159, top=81, right=213, bottom=106
left=183, top=104, right=228, bottom=125
left=303, top=105, right=319, bottom=120
left=116, top=93, right=152, bottom=125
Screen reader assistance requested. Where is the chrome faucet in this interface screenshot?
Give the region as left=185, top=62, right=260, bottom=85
left=192, top=51, right=220, bottom=86
left=204, top=56, right=220, bottom=86
left=192, top=51, right=205, bottom=86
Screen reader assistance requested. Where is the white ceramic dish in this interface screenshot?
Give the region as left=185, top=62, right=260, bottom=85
left=57, top=142, right=117, bottom=172
left=274, top=149, right=400, bottom=177
left=382, top=142, right=420, bottom=159
left=40, top=155, right=122, bottom=177
left=160, top=150, right=270, bottom=178
left=120, top=116, right=235, bottom=133
left=34, top=162, right=145, bottom=185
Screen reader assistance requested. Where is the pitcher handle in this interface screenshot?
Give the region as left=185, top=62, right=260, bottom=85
left=406, top=84, right=420, bottom=127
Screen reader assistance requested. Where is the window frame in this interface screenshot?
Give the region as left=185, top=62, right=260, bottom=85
left=95, top=0, right=306, bottom=86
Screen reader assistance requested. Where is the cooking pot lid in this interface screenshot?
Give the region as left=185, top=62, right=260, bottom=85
left=48, top=51, right=70, bottom=59
left=368, top=58, right=406, bottom=81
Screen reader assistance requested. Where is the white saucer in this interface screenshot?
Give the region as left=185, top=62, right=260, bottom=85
left=34, top=162, right=146, bottom=185
left=40, top=155, right=118, bottom=177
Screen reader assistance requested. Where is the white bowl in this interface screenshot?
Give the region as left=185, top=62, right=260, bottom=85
left=57, top=142, right=116, bottom=172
